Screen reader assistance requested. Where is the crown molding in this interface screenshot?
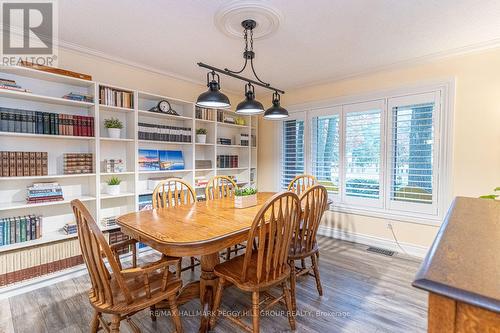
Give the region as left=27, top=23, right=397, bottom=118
left=297, top=38, right=500, bottom=90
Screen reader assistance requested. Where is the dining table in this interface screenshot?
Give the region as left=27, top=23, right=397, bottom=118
left=116, top=191, right=277, bottom=333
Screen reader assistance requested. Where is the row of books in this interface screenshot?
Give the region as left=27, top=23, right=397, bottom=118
left=217, top=155, right=239, bottom=169
left=27, top=182, right=63, bottom=204
left=218, top=137, right=232, bottom=145
left=138, top=122, right=192, bottom=142
left=101, top=216, right=118, bottom=229
left=62, top=92, right=93, bottom=103
left=0, top=107, right=95, bottom=136
left=0, top=238, right=83, bottom=287
left=102, top=159, right=125, bottom=173
left=108, top=230, right=130, bottom=255
left=0, top=215, right=42, bottom=246
left=195, top=106, right=216, bottom=121
left=100, top=86, right=133, bottom=108
left=63, top=153, right=93, bottom=174
left=0, top=77, right=31, bottom=93
left=138, top=149, right=185, bottom=171
left=0, top=151, right=48, bottom=177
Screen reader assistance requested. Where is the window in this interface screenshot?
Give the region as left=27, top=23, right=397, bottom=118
left=280, top=87, right=450, bottom=221
left=311, top=113, right=340, bottom=194
left=281, top=118, right=305, bottom=190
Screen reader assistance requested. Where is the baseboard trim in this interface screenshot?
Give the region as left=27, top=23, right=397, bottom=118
left=317, top=225, right=429, bottom=259
left=0, top=247, right=157, bottom=299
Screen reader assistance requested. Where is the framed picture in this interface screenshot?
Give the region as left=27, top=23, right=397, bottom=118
left=159, top=150, right=184, bottom=170
left=138, top=149, right=159, bottom=171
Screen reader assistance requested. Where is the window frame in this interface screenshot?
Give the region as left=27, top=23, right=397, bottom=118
left=281, top=80, right=455, bottom=225
left=279, top=112, right=307, bottom=190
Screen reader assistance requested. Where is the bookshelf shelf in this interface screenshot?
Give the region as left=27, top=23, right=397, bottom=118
left=0, top=195, right=96, bottom=211
left=99, top=104, right=134, bottom=113
left=217, top=122, right=249, bottom=129
left=100, top=225, right=121, bottom=232
left=195, top=118, right=215, bottom=123
left=138, top=169, right=193, bottom=174
left=137, top=110, right=192, bottom=121
left=0, top=232, right=78, bottom=253
left=196, top=143, right=214, bottom=146
left=217, top=144, right=249, bottom=148
left=100, top=192, right=135, bottom=200
left=100, top=172, right=135, bottom=176
left=100, top=137, right=134, bottom=142
left=0, top=89, right=94, bottom=108
left=0, top=173, right=96, bottom=181
left=217, top=167, right=249, bottom=171
left=195, top=168, right=215, bottom=172
left=138, top=139, right=192, bottom=145
left=1, top=66, right=94, bottom=87
left=0, top=132, right=95, bottom=140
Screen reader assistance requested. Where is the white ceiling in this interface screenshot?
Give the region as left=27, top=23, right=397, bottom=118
left=59, top=0, right=500, bottom=92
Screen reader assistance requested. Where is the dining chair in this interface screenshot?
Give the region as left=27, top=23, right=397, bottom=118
left=152, top=178, right=199, bottom=273
left=204, top=175, right=245, bottom=260
left=287, top=174, right=317, bottom=196
left=71, top=199, right=183, bottom=333
left=289, top=185, right=328, bottom=312
left=210, top=191, right=301, bottom=333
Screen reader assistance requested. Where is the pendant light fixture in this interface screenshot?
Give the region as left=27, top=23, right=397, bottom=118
left=196, top=71, right=231, bottom=109
left=196, top=19, right=288, bottom=119
left=264, top=91, right=288, bottom=119
left=236, top=83, right=264, bottom=114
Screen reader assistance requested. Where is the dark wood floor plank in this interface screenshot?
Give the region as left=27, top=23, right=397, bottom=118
left=4, top=237, right=428, bottom=333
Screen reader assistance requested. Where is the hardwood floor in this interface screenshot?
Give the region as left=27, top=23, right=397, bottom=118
left=0, top=237, right=428, bottom=333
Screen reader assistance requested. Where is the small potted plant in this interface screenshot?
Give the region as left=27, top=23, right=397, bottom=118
left=196, top=128, right=207, bottom=144
left=104, top=117, right=123, bottom=139
left=106, top=176, right=121, bottom=195
left=234, top=187, right=258, bottom=208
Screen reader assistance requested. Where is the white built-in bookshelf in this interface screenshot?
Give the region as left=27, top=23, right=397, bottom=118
left=0, top=66, right=258, bottom=253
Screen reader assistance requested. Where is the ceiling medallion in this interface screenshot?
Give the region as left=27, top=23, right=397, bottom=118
left=214, top=1, right=283, bottom=40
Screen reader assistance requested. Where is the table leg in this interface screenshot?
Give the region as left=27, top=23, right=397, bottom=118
left=198, top=252, right=220, bottom=333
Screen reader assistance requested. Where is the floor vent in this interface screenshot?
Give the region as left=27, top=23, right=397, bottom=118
left=367, top=247, right=395, bottom=256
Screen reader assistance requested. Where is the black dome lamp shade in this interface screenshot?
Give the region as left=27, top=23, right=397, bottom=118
left=196, top=71, right=231, bottom=109
left=236, top=83, right=264, bottom=114
left=264, top=91, right=288, bottom=119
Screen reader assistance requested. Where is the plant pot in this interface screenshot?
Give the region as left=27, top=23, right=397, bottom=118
left=107, top=128, right=121, bottom=139
left=234, top=194, right=257, bottom=209
left=106, top=184, right=120, bottom=196
left=196, top=134, right=207, bottom=144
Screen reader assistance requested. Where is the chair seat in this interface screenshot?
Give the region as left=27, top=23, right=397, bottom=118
left=90, top=260, right=182, bottom=314
left=288, top=241, right=319, bottom=260
left=214, top=252, right=290, bottom=292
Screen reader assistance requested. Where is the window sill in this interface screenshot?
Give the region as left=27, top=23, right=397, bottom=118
left=327, top=203, right=443, bottom=227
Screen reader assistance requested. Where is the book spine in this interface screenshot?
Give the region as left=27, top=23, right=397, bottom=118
left=41, top=152, right=48, bottom=175
left=23, top=152, right=30, bottom=176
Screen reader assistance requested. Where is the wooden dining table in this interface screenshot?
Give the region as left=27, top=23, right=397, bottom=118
left=116, top=191, right=276, bottom=333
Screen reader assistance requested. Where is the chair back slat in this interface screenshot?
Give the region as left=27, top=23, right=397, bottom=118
left=242, top=192, right=300, bottom=283
left=71, top=199, right=132, bottom=306
left=205, top=175, right=238, bottom=200
left=291, top=185, right=328, bottom=256
left=287, top=174, right=317, bottom=196
left=152, top=178, right=196, bottom=209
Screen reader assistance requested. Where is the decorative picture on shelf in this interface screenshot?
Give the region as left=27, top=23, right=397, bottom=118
left=138, top=149, right=159, bottom=171
left=159, top=150, right=184, bottom=170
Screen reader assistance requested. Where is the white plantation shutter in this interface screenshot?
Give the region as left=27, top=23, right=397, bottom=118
left=311, top=114, right=340, bottom=195
left=344, top=103, right=383, bottom=205
left=387, top=92, right=439, bottom=214
left=281, top=118, right=305, bottom=190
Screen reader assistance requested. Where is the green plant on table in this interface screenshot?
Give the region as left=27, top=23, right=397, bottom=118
left=196, top=128, right=207, bottom=135
left=104, top=117, right=123, bottom=129
left=234, top=187, right=257, bottom=196
left=106, top=176, right=121, bottom=186
left=479, top=187, right=500, bottom=199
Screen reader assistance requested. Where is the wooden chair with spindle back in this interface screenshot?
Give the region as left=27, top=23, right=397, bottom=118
left=289, top=185, right=328, bottom=311
left=287, top=174, right=317, bottom=196
left=71, top=199, right=183, bottom=333
left=210, top=191, right=301, bottom=333
left=152, top=178, right=200, bottom=273
left=205, top=175, right=245, bottom=260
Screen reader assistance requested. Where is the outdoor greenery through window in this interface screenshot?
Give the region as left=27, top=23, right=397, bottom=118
left=312, top=115, right=340, bottom=194
left=391, top=103, right=434, bottom=204
left=281, top=90, right=444, bottom=217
